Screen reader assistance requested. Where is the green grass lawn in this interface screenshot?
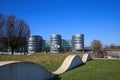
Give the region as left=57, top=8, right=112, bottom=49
left=59, top=59, right=120, bottom=80
left=0, top=53, right=120, bottom=80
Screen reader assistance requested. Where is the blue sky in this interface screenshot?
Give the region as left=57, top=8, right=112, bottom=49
left=0, top=0, right=120, bottom=46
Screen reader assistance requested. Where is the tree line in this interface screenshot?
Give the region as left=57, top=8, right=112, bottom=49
left=0, top=13, right=119, bottom=56
left=0, top=14, right=30, bottom=55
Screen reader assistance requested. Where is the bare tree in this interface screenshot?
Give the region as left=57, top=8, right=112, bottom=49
left=0, top=14, right=30, bottom=55
left=109, top=43, right=116, bottom=49
left=91, top=39, right=102, bottom=57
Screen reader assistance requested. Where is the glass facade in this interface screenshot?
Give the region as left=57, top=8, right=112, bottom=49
left=27, top=34, right=84, bottom=53
left=62, top=39, right=72, bottom=52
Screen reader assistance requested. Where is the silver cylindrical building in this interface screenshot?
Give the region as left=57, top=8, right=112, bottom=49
left=50, top=34, right=61, bottom=53
left=72, top=34, right=84, bottom=52
left=28, top=35, right=43, bottom=53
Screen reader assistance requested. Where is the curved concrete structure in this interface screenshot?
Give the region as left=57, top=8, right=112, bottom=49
left=0, top=53, right=92, bottom=80
left=0, top=61, right=55, bottom=80
left=53, top=55, right=83, bottom=75
left=82, top=53, right=92, bottom=63
left=0, top=61, right=20, bottom=66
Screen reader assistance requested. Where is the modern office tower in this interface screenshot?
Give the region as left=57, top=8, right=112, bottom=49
left=50, top=34, right=61, bottom=53
left=28, top=35, right=43, bottom=53
left=72, top=34, right=84, bottom=52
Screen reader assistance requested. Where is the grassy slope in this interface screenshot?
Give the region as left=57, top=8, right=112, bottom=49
left=0, top=53, right=83, bottom=72
left=60, top=59, right=120, bottom=80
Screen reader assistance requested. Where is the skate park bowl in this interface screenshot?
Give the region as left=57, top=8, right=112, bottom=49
left=0, top=53, right=92, bottom=80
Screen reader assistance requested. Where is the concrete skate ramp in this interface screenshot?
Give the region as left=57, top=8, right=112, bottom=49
left=53, top=55, right=83, bottom=75
left=82, top=53, right=92, bottom=63
left=0, top=61, right=55, bottom=80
